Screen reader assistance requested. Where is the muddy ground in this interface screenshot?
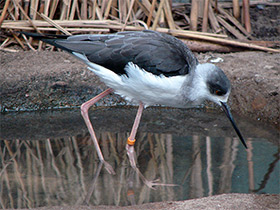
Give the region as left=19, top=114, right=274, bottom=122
left=7, top=194, right=280, bottom=210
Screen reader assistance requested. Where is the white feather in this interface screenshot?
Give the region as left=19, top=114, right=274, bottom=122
left=72, top=52, right=186, bottom=107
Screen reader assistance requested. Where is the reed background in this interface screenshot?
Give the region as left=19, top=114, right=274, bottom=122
left=1, top=0, right=279, bottom=52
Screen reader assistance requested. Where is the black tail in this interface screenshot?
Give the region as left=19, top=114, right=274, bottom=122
left=18, top=31, right=72, bottom=52
left=19, top=31, right=69, bottom=40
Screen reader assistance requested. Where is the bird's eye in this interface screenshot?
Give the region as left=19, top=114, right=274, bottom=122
left=216, top=90, right=223, bottom=96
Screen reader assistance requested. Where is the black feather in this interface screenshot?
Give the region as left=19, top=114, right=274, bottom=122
left=19, top=30, right=198, bottom=77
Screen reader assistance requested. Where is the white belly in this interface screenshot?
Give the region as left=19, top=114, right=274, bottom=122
left=89, top=62, right=186, bottom=107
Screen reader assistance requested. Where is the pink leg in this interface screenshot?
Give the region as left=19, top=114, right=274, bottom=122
left=81, top=88, right=115, bottom=174
left=126, top=102, right=144, bottom=168
left=126, top=103, right=159, bottom=188
left=126, top=103, right=178, bottom=189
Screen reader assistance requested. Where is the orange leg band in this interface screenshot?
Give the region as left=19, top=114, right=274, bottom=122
left=127, top=137, right=136, bottom=146
left=127, top=189, right=135, bottom=196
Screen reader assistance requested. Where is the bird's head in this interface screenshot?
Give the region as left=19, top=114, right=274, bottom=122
left=192, top=63, right=247, bottom=149
left=205, top=64, right=231, bottom=105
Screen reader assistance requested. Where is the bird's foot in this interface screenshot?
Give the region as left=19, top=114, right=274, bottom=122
left=142, top=178, right=161, bottom=189
left=126, top=144, right=178, bottom=189
left=137, top=171, right=179, bottom=189
left=142, top=179, right=178, bottom=189
left=102, top=160, right=115, bottom=175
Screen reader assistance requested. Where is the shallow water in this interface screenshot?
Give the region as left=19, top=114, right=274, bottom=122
left=0, top=107, right=279, bottom=209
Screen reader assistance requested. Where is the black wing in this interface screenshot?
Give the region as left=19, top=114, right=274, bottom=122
left=20, top=30, right=198, bottom=77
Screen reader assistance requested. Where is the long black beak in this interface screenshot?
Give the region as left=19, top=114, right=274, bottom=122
left=220, top=102, right=247, bottom=149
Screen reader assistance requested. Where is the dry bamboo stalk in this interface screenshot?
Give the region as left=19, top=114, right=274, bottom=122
left=81, top=0, right=88, bottom=20
left=11, top=0, right=42, bottom=33
left=248, top=40, right=280, bottom=48
left=135, top=0, right=149, bottom=18
left=141, top=0, right=159, bottom=27
left=3, top=21, right=279, bottom=53
left=67, top=0, right=73, bottom=20
left=0, top=0, right=11, bottom=27
left=38, top=13, right=72, bottom=35
left=11, top=30, right=26, bottom=50
left=232, top=0, right=240, bottom=19
left=91, top=0, right=97, bottom=20
left=163, top=0, right=176, bottom=30
left=44, top=0, right=51, bottom=16
left=159, top=27, right=228, bottom=38
left=146, top=0, right=156, bottom=27
left=6, top=1, right=16, bottom=21
left=30, top=0, right=35, bottom=19
left=202, top=0, right=209, bottom=32
left=22, top=33, right=36, bottom=51
left=121, top=0, right=136, bottom=31
left=39, top=0, right=45, bottom=14
left=60, top=0, right=68, bottom=20
left=2, top=19, right=126, bottom=27
left=95, top=3, right=103, bottom=20
left=0, top=38, right=10, bottom=48
left=119, top=0, right=127, bottom=22
left=159, top=5, right=165, bottom=26
left=164, top=28, right=280, bottom=53
left=6, top=5, right=16, bottom=21
left=215, top=2, right=251, bottom=39
left=30, top=0, right=40, bottom=20
left=190, top=0, right=199, bottom=31
left=69, top=0, right=78, bottom=21
left=12, top=0, right=20, bottom=20
left=127, top=0, right=136, bottom=22
left=5, top=25, right=110, bottom=32
left=100, top=0, right=107, bottom=16
left=2, top=19, right=226, bottom=38
left=208, top=3, right=220, bottom=33
left=214, top=0, right=218, bottom=12
left=111, top=0, right=118, bottom=17
left=242, top=0, right=251, bottom=33
left=217, top=15, right=247, bottom=40
left=49, top=0, right=59, bottom=19
left=11, top=0, right=16, bottom=20
left=23, top=0, right=30, bottom=19
left=38, top=39, right=43, bottom=51
left=88, top=0, right=93, bottom=19
left=104, top=0, right=113, bottom=20
left=151, top=0, right=165, bottom=30
left=0, top=47, right=20, bottom=52
left=142, top=0, right=153, bottom=14
left=76, top=0, right=82, bottom=20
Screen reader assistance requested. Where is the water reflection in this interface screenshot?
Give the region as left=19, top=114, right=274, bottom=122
left=0, top=133, right=279, bottom=209
left=0, top=108, right=279, bottom=209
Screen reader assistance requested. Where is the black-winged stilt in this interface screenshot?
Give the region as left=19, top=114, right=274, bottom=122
left=21, top=30, right=247, bottom=187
